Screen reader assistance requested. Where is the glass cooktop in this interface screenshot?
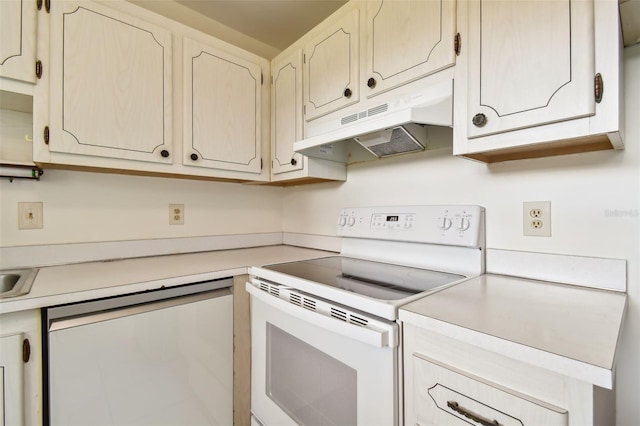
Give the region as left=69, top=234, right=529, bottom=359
left=263, top=256, right=465, bottom=301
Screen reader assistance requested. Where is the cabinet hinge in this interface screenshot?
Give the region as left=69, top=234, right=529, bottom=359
left=44, top=126, right=50, bottom=144
left=23, top=338, right=31, bottom=363
left=454, top=33, right=461, bottom=56
left=594, top=73, right=604, bottom=103
left=35, top=60, right=43, bottom=79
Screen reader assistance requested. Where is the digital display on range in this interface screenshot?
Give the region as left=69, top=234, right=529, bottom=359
left=386, top=215, right=399, bottom=222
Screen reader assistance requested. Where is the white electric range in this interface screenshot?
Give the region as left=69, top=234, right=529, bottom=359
left=247, top=205, right=485, bottom=426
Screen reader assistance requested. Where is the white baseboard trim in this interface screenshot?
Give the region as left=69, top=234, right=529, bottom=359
left=283, top=232, right=341, bottom=253
left=0, top=233, right=284, bottom=269
left=487, top=249, right=627, bottom=292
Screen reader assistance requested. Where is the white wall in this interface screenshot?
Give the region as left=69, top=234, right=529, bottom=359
left=0, top=170, right=283, bottom=247
left=282, top=45, right=640, bottom=425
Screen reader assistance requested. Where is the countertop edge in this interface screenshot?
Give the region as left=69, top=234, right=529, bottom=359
left=0, top=245, right=336, bottom=315
left=398, top=308, right=614, bottom=389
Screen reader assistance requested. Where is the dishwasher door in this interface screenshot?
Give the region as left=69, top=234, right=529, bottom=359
left=44, top=279, right=233, bottom=426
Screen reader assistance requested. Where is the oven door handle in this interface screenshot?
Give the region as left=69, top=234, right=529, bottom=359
left=246, top=283, right=397, bottom=348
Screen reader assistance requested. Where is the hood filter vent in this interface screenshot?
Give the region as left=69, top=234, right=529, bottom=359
left=354, top=125, right=426, bottom=158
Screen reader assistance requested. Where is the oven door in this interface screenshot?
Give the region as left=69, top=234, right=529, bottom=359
left=246, top=282, right=399, bottom=426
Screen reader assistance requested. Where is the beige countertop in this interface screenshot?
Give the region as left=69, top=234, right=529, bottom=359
left=0, top=245, right=334, bottom=314
left=399, top=274, right=627, bottom=388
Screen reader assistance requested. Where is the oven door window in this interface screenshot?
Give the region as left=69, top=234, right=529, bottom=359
left=266, top=323, right=357, bottom=426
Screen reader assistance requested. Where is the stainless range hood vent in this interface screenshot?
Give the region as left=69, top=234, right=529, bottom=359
left=354, top=124, right=426, bottom=158
left=294, top=79, right=453, bottom=164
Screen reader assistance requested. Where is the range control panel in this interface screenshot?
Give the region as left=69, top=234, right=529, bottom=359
left=337, top=205, right=484, bottom=248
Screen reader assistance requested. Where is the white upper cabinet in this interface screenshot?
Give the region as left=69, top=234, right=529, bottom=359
left=303, top=8, right=360, bottom=121
left=271, top=48, right=346, bottom=183
left=454, top=0, right=623, bottom=162
left=0, top=0, right=38, bottom=84
left=183, top=37, right=262, bottom=174
left=364, top=0, right=457, bottom=98
left=271, top=49, right=304, bottom=175
left=47, top=0, right=173, bottom=164
left=467, top=0, right=594, bottom=138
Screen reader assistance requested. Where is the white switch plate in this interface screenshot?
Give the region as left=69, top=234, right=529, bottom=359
left=18, top=202, right=43, bottom=230
left=523, top=201, right=551, bottom=237
left=169, top=204, right=184, bottom=225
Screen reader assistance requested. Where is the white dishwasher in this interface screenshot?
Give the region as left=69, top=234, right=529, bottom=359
left=43, top=278, right=233, bottom=426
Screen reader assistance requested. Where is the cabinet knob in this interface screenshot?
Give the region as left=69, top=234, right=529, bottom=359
left=343, top=88, right=352, bottom=98
left=472, top=113, right=487, bottom=127
left=160, top=149, right=170, bottom=158
left=367, top=78, right=377, bottom=89
left=190, top=153, right=199, bottom=161
left=291, top=158, right=297, bottom=166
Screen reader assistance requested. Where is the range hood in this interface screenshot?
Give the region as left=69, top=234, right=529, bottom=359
left=294, top=79, right=453, bottom=163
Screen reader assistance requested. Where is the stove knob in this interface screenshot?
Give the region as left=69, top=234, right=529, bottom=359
left=457, top=217, right=471, bottom=231
left=339, top=216, right=347, bottom=227
left=440, top=217, right=452, bottom=230
left=347, top=217, right=356, bottom=227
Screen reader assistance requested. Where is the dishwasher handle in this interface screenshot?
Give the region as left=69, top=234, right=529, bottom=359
left=49, top=287, right=231, bottom=332
left=246, top=282, right=397, bottom=348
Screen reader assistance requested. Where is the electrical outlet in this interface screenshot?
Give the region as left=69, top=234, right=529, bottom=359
left=523, top=201, right=551, bottom=237
left=18, top=202, right=43, bottom=230
left=169, top=204, right=184, bottom=225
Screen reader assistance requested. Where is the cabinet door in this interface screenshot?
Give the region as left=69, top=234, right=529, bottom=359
left=364, top=0, right=456, bottom=98
left=304, top=8, right=359, bottom=121
left=271, top=49, right=304, bottom=175
left=48, top=1, right=173, bottom=163
left=0, top=333, right=26, bottom=426
left=467, top=0, right=595, bottom=138
left=183, top=37, right=262, bottom=174
left=0, top=0, right=37, bottom=83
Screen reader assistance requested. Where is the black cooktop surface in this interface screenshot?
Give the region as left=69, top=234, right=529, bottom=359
left=263, top=256, right=465, bottom=300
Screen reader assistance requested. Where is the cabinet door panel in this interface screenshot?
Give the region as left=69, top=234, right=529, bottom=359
left=272, top=49, right=303, bottom=175
left=49, top=1, right=172, bottom=163
left=0, top=0, right=37, bottom=83
left=467, top=0, right=594, bottom=138
left=304, top=9, right=359, bottom=121
left=365, top=0, right=456, bottom=97
left=184, top=37, right=261, bottom=174
left=0, top=333, right=25, bottom=426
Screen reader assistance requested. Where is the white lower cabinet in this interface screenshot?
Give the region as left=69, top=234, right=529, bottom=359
left=402, top=324, right=614, bottom=426
left=0, top=310, right=42, bottom=426
left=412, top=354, right=567, bottom=426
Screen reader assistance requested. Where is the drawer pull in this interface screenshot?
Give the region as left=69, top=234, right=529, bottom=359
left=447, top=400, right=502, bottom=426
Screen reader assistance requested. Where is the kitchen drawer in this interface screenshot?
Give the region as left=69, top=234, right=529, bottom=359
left=412, top=353, right=568, bottom=426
